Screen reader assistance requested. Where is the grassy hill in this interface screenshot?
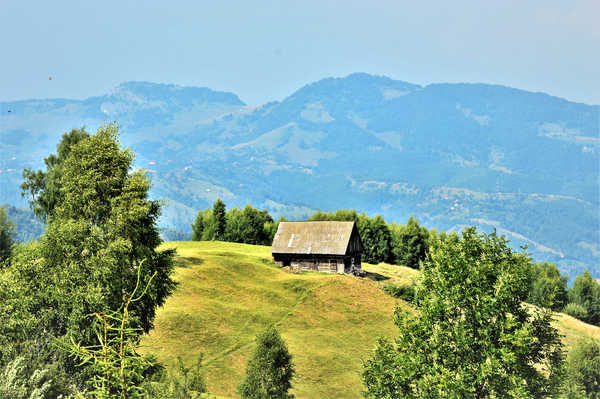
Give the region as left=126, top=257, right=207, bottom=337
left=140, top=241, right=600, bottom=399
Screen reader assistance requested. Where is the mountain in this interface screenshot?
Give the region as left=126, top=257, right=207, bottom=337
left=1, top=74, right=598, bottom=278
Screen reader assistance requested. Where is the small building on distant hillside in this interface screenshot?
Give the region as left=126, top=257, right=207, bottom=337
left=271, top=221, right=363, bottom=274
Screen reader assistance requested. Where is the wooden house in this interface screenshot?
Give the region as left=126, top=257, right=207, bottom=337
left=271, top=221, right=363, bottom=274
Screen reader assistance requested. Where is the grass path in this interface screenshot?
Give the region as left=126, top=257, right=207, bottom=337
left=203, top=279, right=328, bottom=367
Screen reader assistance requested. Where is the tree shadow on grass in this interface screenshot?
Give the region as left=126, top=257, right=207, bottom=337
left=364, top=271, right=390, bottom=282
left=175, top=257, right=204, bottom=268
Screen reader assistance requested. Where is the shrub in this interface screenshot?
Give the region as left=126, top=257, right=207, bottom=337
left=563, top=338, right=600, bottom=398
left=564, top=303, right=589, bottom=320
left=382, top=284, right=415, bottom=303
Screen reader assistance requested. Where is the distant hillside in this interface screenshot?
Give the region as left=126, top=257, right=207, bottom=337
left=1, top=73, right=598, bottom=278
left=140, top=241, right=600, bottom=399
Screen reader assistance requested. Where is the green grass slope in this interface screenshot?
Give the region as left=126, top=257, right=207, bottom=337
left=141, top=241, right=600, bottom=399
left=140, top=241, right=405, bottom=398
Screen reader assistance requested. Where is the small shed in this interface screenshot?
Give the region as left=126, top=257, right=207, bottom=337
left=271, top=221, right=363, bottom=274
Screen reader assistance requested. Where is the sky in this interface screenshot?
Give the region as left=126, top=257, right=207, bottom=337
left=1, top=0, right=599, bottom=105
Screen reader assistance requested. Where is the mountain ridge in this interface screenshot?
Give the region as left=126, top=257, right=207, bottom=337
left=1, top=73, right=598, bottom=278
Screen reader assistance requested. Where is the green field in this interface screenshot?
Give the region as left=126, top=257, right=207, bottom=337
left=140, top=241, right=600, bottom=399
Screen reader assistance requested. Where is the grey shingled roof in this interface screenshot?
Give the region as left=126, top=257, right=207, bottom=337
left=271, top=221, right=356, bottom=255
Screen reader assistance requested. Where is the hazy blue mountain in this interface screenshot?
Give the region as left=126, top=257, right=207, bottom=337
left=1, top=74, right=598, bottom=279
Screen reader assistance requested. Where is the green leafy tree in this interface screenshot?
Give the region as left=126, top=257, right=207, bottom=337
left=569, top=271, right=600, bottom=326
left=238, top=326, right=295, bottom=399
left=0, top=123, right=176, bottom=386
left=363, top=228, right=564, bottom=398
left=212, top=199, right=226, bottom=240
left=21, top=127, right=90, bottom=222
left=390, top=216, right=429, bottom=269
left=563, top=338, right=600, bottom=398
left=190, top=210, right=204, bottom=241
left=563, top=303, right=589, bottom=321
left=527, top=262, right=569, bottom=311
left=0, top=206, right=15, bottom=264
left=357, top=214, right=391, bottom=264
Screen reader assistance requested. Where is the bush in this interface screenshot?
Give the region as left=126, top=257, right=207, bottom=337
left=143, top=356, right=206, bottom=399
left=382, top=284, right=415, bottom=303
left=563, top=338, right=600, bottom=398
left=569, top=270, right=600, bottom=326
left=564, top=303, right=589, bottom=320
left=527, top=261, right=569, bottom=311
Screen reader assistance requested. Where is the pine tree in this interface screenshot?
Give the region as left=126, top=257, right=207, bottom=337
left=239, top=326, right=295, bottom=399
left=212, top=199, right=226, bottom=241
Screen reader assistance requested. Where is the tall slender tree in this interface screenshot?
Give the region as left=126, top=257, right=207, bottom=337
left=212, top=199, right=226, bottom=240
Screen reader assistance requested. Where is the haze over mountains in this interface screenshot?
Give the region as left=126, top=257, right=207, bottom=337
left=1, top=73, right=598, bottom=278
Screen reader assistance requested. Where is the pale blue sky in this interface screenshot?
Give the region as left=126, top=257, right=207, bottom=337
left=1, top=0, right=598, bottom=105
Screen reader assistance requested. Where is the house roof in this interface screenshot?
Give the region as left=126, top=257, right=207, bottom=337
left=271, top=221, right=359, bottom=255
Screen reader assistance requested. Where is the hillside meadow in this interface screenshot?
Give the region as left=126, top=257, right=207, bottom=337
left=140, top=241, right=600, bottom=399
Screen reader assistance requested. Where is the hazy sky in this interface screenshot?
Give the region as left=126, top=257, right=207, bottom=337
left=1, top=1, right=598, bottom=105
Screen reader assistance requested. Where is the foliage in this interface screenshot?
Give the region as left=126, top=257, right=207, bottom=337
left=143, top=356, right=206, bottom=399
left=357, top=214, right=392, bottom=264
left=21, top=127, right=90, bottom=222
left=212, top=199, right=226, bottom=241
left=389, top=216, right=429, bottom=269
left=0, top=206, right=15, bottom=264
left=190, top=211, right=204, bottom=241
left=224, top=205, right=274, bottom=245
left=527, top=261, right=569, bottom=311
left=308, top=209, right=392, bottom=264
left=569, top=271, right=600, bottom=326
left=563, top=338, right=600, bottom=398
left=0, top=356, right=70, bottom=399
left=2, top=205, right=44, bottom=242
left=0, top=123, right=176, bottom=388
left=59, top=264, right=159, bottom=399
left=362, top=227, right=564, bottom=398
left=191, top=202, right=276, bottom=245
left=238, top=326, right=294, bottom=399
left=564, top=303, right=590, bottom=321
left=381, top=283, right=415, bottom=303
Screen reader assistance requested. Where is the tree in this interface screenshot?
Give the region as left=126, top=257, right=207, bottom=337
left=563, top=338, right=600, bottom=398
left=238, top=326, right=295, bottom=399
left=0, top=206, right=15, bottom=264
left=568, top=270, right=600, bottom=326
left=357, top=214, right=391, bottom=264
left=21, top=127, right=90, bottom=222
left=527, top=262, right=569, bottom=311
left=0, top=123, right=176, bottom=386
left=390, top=216, right=429, bottom=269
left=212, top=199, right=226, bottom=240
left=363, top=228, right=564, bottom=398
left=190, top=210, right=205, bottom=241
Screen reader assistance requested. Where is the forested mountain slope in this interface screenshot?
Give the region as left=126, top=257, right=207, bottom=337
left=1, top=73, right=598, bottom=278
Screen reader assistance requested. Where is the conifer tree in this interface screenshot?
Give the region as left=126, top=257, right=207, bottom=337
left=212, top=199, right=226, bottom=240
left=239, top=326, right=295, bottom=399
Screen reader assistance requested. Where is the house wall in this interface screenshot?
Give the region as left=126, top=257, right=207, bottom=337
left=273, top=254, right=361, bottom=274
